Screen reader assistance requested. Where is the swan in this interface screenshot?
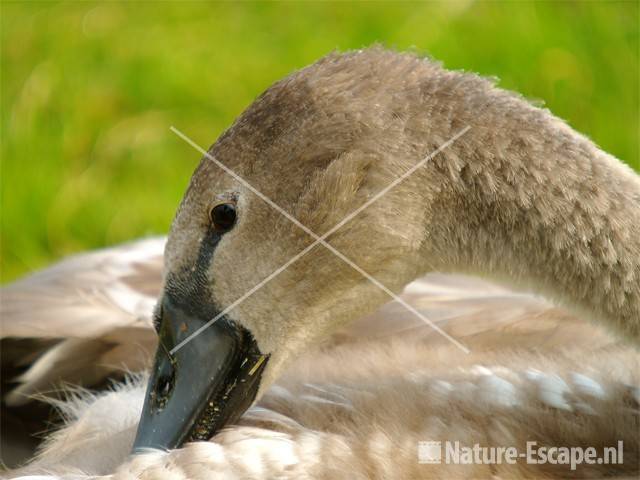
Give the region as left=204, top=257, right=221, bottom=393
left=2, top=47, right=639, bottom=478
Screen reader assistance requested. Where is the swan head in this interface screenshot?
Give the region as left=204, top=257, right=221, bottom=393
left=134, top=48, right=446, bottom=451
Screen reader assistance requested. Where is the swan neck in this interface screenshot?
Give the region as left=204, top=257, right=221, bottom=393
left=426, top=115, right=640, bottom=339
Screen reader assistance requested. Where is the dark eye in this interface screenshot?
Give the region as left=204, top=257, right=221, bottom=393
left=210, top=203, right=237, bottom=232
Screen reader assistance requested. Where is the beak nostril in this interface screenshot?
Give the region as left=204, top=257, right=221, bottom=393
left=152, top=370, right=175, bottom=411
left=158, top=375, right=173, bottom=395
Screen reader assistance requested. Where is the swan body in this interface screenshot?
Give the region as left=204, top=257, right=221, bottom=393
left=4, top=239, right=638, bottom=478
left=2, top=47, right=639, bottom=478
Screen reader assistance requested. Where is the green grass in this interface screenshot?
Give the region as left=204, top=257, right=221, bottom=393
left=1, top=1, right=638, bottom=282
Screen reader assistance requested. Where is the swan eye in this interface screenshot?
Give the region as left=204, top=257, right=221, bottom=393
left=210, top=203, right=237, bottom=232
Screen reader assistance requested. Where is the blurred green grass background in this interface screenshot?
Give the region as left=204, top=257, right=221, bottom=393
left=1, top=1, right=638, bottom=282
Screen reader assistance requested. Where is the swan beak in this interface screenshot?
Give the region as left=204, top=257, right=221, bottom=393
left=132, top=295, right=268, bottom=452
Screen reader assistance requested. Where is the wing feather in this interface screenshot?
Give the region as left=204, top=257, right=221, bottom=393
left=1, top=238, right=163, bottom=405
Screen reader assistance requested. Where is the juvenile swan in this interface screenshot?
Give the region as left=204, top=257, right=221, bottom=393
left=139, top=48, right=638, bottom=448
left=3, top=47, right=640, bottom=478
